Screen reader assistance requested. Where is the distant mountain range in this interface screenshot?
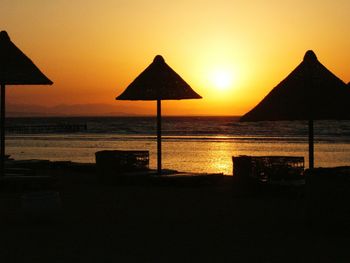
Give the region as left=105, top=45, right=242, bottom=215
left=6, top=103, right=144, bottom=117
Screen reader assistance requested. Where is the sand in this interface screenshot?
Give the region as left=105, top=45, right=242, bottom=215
left=0, top=165, right=350, bottom=262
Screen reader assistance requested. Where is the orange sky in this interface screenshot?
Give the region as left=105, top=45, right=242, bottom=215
left=2, top=0, right=350, bottom=116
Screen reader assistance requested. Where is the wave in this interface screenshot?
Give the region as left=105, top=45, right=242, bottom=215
left=6, top=116, right=350, bottom=143
left=7, top=133, right=350, bottom=144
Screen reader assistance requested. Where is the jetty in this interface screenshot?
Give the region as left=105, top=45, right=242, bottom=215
left=5, top=124, right=87, bottom=133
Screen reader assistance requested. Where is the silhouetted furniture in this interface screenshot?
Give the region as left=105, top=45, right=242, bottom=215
left=95, top=150, right=149, bottom=182
left=0, top=31, right=53, bottom=177
left=233, top=155, right=304, bottom=185
left=239, top=51, right=350, bottom=170
left=116, top=55, right=202, bottom=175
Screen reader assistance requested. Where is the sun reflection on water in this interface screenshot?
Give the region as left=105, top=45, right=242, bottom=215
left=7, top=134, right=350, bottom=175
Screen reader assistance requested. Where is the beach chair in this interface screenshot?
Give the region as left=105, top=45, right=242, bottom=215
left=233, top=155, right=305, bottom=185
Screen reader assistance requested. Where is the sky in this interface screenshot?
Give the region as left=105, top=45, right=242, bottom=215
left=2, top=0, right=350, bottom=116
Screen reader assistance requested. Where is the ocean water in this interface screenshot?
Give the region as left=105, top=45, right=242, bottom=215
left=5, top=117, right=350, bottom=175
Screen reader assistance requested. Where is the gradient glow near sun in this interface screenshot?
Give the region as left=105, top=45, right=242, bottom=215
left=210, top=69, right=234, bottom=91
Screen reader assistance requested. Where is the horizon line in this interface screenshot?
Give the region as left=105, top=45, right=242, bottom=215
left=7, top=114, right=243, bottom=118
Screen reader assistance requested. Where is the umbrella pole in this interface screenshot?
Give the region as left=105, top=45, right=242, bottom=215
left=0, top=84, right=5, bottom=176
left=157, top=99, right=162, bottom=175
left=308, top=119, right=314, bottom=169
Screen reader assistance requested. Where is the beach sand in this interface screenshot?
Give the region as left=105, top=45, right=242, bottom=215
left=0, top=165, right=350, bottom=262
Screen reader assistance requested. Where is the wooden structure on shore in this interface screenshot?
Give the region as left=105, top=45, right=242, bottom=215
left=116, top=55, right=202, bottom=175
left=0, top=31, right=52, bottom=176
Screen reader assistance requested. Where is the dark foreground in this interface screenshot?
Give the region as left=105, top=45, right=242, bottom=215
left=0, top=165, right=350, bottom=262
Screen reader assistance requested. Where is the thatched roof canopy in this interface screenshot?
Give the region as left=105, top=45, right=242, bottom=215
left=116, top=55, right=202, bottom=100
left=241, top=50, right=350, bottom=121
left=0, top=31, right=53, bottom=85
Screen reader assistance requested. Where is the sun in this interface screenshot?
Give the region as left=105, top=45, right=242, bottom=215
left=210, top=69, right=234, bottom=91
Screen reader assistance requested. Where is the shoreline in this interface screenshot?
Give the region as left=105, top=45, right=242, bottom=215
left=1, top=161, right=350, bottom=261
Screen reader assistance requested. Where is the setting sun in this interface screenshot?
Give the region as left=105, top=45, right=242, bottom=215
left=2, top=0, right=350, bottom=116
left=210, top=69, right=234, bottom=91
left=2, top=2, right=350, bottom=255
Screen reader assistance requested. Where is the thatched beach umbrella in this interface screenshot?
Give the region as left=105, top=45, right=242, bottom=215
left=116, top=55, right=202, bottom=174
left=0, top=31, right=53, bottom=174
left=240, top=50, right=350, bottom=169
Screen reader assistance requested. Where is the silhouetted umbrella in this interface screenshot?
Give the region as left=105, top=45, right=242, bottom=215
left=0, top=31, right=53, bottom=174
left=240, top=50, right=350, bottom=169
left=116, top=55, right=202, bottom=174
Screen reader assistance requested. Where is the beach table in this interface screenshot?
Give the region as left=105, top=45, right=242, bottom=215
left=95, top=150, right=149, bottom=183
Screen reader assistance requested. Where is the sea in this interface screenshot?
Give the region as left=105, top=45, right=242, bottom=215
left=5, top=116, right=350, bottom=175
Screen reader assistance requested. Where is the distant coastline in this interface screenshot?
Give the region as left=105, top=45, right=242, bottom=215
left=6, top=103, right=241, bottom=118
left=7, top=114, right=242, bottom=118
left=6, top=103, right=145, bottom=117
